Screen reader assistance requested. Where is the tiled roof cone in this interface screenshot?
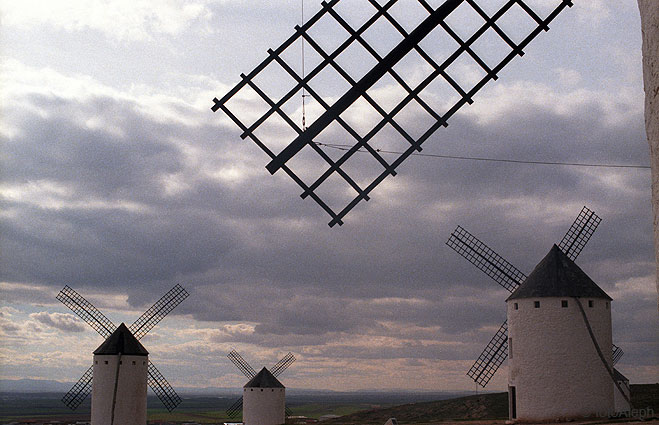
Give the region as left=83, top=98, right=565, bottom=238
left=93, top=323, right=149, bottom=356
left=244, top=367, right=285, bottom=388
left=507, top=244, right=612, bottom=301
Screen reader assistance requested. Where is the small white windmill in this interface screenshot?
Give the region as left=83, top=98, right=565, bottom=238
left=56, top=284, right=189, bottom=424
left=226, top=349, right=295, bottom=424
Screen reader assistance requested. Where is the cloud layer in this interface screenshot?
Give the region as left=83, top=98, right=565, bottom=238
left=0, top=0, right=656, bottom=392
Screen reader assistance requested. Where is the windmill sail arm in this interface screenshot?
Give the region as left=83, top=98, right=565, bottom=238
left=147, top=361, right=182, bottom=412
left=57, top=286, right=116, bottom=338
left=61, top=365, right=93, bottom=410
left=612, top=343, right=624, bottom=365
left=558, top=206, right=601, bottom=261
left=271, top=352, right=296, bottom=377
left=228, top=350, right=257, bottom=379
left=467, top=320, right=509, bottom=387
left=447, top=226, right=526, bottom=293
left=226, top=397, right=243, bottom=418
left=129, top=284, right=189, bottom=340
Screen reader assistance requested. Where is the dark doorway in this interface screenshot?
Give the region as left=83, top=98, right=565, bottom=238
left=508, top=385, right=517, bottom=419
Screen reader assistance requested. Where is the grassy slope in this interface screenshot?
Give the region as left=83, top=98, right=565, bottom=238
left=321, top=392, right=509, bottom=425
left=322, top=384, right=659, bottom=425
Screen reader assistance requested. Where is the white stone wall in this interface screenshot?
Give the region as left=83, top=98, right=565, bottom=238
left=91, top=354, right=148, bottom=425
left=507, top=297, right=613, bottom=421
left=242, top=387, right=285, bottom=425
left=638, top=0, right=659, bottom=302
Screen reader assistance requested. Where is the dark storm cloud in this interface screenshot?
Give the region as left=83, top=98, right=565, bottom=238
left=1, top=67, right=655, bottom=373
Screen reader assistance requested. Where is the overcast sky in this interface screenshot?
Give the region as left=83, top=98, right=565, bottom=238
left=1, top=0, right=657, bottom=395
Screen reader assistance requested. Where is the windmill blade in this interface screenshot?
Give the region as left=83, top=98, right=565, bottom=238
left=558, top=206, right=601, bottom=261
left=612, top=344, right=624, bottom=365
left=467, top=320, right=508, bottom=388
left=285, top=405, right=293, bottom=417
left=211, top=0, right=574, bottom=226
left=228, top=349, right=257, bottom=379
left=147, top=361, right=182, bottom=412
left=61, top=365, right=93, bottom=410
left=129, top=284, right=190, bottom=340
left=271, top=352, right=296, bottom=377
left=226, top=396, right=243, bottom=419
left=57, top=286, right=116, bottom=338
left=447, top=226, right=526, bottom=293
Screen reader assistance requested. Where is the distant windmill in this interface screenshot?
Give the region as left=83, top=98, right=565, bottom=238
left=226, top=349, right=295, bottom=423
left=212, top=0, right=575, bottom=226
left=447, top=206, right=629, bottom=420
left=56, top=284, right=189, bottom=416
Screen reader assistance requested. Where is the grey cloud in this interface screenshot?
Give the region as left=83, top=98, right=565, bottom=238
left=29, top=312, right=86, bottom=333
left=1, top=65, right=655, bottom=372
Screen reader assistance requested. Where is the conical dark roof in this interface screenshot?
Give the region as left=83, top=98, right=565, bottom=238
left=244, top=367, right=284, bottom=388
left=93, top=323, right=148, bottom=356
left=507, top=244, right=611, bottom=301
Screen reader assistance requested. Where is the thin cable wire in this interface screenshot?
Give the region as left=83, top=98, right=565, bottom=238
left=313, top=142, right=650, bottom=170
left=301, top=0, right=307, bottom=131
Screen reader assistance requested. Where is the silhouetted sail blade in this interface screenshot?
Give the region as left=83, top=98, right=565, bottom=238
left=467, top=320, right=508, bottom=387
left=271, top=352, right=296, bottom=377
left=226, top=397, right=243, bottom=418
left=558, top=206, right=601, bottom=261
left=147, top=361, right=182, bottom=412
left=61, top=365, right=93, bottom=410
left=57, top=286, right=116, bottom=338
left=447, top=226, right=526, bottom=293
left=285, top=405, right=293, bottom=416
left=212, top=0, right=574, bottom=226
left=228, top=350, right=257, bottom=379
left=129, top=284, right=190, bottom=340
left=612, top=344, right=624, bottom=365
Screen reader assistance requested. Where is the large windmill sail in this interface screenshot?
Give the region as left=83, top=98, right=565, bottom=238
left=212, top=0, right=575, bottom=226
left=57, top=285, right=189, bottom=411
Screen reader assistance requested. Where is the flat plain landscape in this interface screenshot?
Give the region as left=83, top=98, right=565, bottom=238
left=1, top=384, right=657, bottom=425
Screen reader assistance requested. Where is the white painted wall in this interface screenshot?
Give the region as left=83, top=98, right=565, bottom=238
left=91, top=354, right=148, bottom=425
left=507, top=297, right=613, bottom=421
left=638, top=0, right=659, bottom=302
left=242, top=387, right=285, bottom=425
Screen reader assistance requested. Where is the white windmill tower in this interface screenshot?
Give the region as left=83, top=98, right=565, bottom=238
left=447, top=207, right=631, bottom=421
left=56, top=284, right=189, bottom=425
left=226, top=349, right=295, bottom=425
left=91, top=323, right=149, bottom=425
left=505, top=244, right=614, bottom=420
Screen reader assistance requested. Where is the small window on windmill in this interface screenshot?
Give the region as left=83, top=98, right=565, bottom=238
left=588, top=300, right=594, bottom=308
left=104, top=361, right=108, bottom=365
left=606, top=302, right=609, bottom=309
left=561, top=300, right=568, bottom=308
left=132, top=361, right=136, bottom=365
left=95, top=360, right=98, bottom=364
left=514, top=303, right=518, bottom=310
left=534, top=301, right=540, bottom=308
